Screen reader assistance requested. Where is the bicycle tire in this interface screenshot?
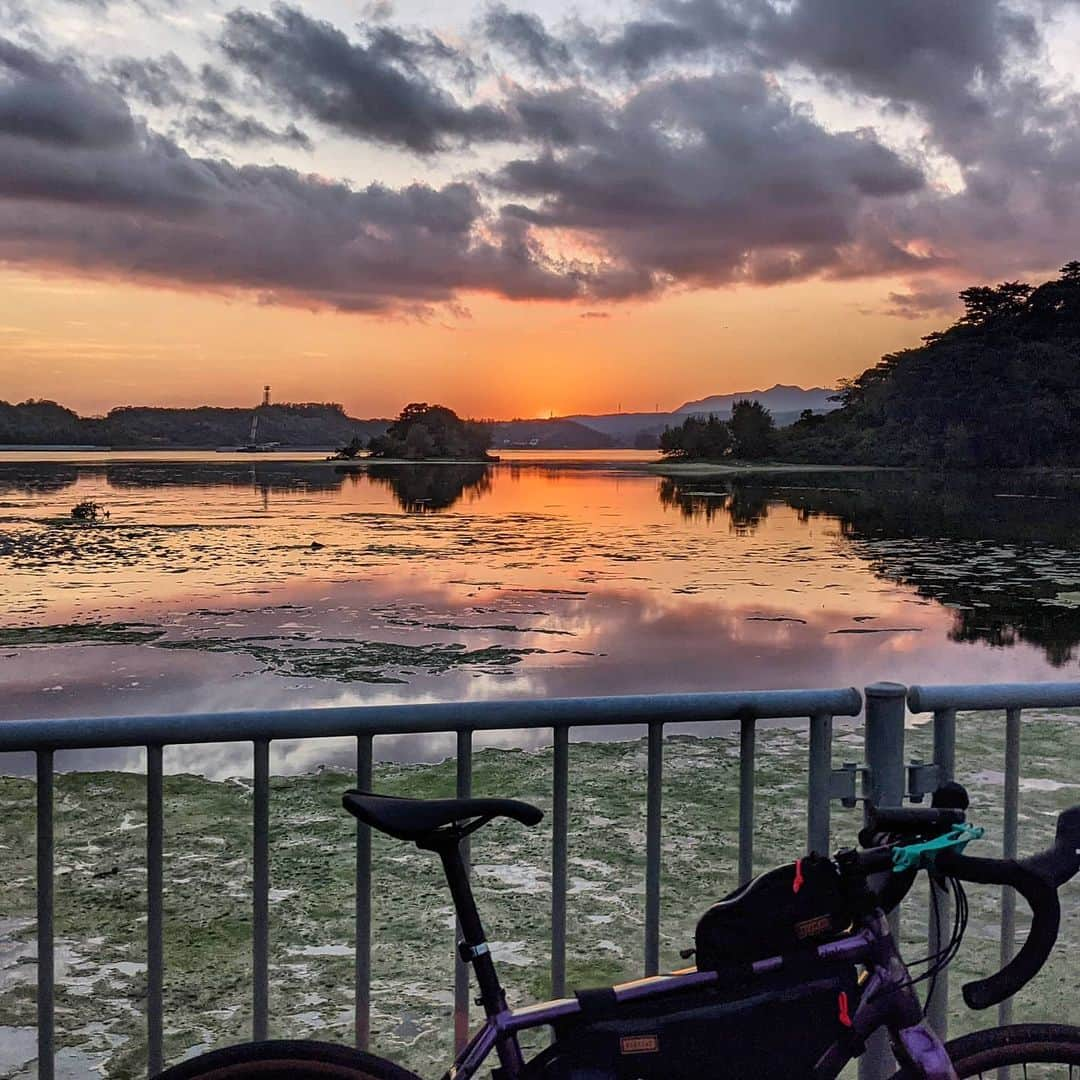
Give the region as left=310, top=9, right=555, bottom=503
left=153, top=1039, right=424, bottom=1080
left=888, top=1023, right=1080, bottom=1077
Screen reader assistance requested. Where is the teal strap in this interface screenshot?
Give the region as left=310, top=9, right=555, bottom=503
left=891, top=824, right=985, bottom=873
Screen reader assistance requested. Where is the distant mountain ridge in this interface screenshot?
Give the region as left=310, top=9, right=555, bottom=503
left=563, top=384, right=837, bottom=447
left=676, top=384, right=836, bottom=415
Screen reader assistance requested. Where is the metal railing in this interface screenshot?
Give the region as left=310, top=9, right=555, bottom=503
left=0, top=688, right=860, bottom=1078
left=1, top=681, right=1079, bottom=1079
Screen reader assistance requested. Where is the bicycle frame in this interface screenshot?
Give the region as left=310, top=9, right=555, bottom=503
left=440, top=909, right=957, bottom=1080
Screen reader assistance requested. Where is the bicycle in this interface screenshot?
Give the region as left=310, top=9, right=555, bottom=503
left=159, top=784, right=1080, bottom=1079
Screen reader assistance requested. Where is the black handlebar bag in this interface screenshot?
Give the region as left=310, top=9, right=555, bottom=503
left=695, top=853, right=859, bottom=970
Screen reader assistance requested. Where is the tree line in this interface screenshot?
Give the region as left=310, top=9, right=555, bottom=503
left=780, top=261, right=1080, bottom=467
left=660, top=262, right=1080, bottom=467
left=658, top=399, right=777, bottom=459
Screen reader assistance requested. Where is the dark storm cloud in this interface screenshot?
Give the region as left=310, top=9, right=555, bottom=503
left=0, top=39, right=595, bottom=311
left=482, top=5, right=573, bottom=76
left=219, top=5, right=509, bottom=153
left=0, top=40, right=135, bottom=147
left=5, top=0, right=1080, bottom=316
left=107, top=53, right=192, bottom=108
left=183, top=98, right=313, bottom=150
left=493, top=72, right=926, bottom=290
left=483, top=0, right=1080, bottom=290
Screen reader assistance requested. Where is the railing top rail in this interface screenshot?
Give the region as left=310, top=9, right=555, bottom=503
left=908, top=681, right=1080, bottom=714
left=0, top=688, right=862, bottom=753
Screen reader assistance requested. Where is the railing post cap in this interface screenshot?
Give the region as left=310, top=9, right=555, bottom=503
left=865, top=681, right=907, bottom=698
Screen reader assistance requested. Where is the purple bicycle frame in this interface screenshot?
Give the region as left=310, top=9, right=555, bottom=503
left=440, top=911, right=957, bottom=1080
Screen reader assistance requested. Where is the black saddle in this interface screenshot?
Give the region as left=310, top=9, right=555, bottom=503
left=342, top=790, right=543, bottom=843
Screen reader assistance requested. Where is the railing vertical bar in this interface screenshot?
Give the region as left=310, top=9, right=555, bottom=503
left=925, top=708, right=956, bottom=1038
left=252, top=738, right=270, bottom=1041
left=644, top=721, right=663, bottom=976
left=146, top=745, right=164, bottom=1077
left=738, top=717, right=755, bottom=885
left=551, top=727, right=569, bottom=998
left=860, top=682, right=907, bottom=1080
left=806, top=711, right=832, bottom=855
left=355, top=733, right=373, bottom=1051
left=454, top=730, right=473, bottom=1054
left=36, top=749, right=55, bottom=1080
left=998, top=707, right=1021, bottom=1038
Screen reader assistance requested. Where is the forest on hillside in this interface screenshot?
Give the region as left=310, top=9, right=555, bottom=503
left=779, top=262, right=1080, bottom=467
left=0, top=401, right=388, bottom=448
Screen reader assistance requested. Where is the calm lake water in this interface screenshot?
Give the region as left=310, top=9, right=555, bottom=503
left=3, top=451, right=1080, bottom=774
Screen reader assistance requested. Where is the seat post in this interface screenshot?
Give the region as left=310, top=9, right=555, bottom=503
left=433, top=837, right=525, bottom=1074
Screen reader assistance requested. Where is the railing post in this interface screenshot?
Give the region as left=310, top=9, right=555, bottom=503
left=925, top=708, right=956, bottom=1038
left=807, top=711, right=833, bottom=855
left=551, top=727, right=569, bottom=998
left=738, top=717, right=755, bottom=885
left=252, top=739, right=270, bottom=1041
left=860, top=682, right=907, bottom=1080
left=36, top=749, right=54, bottom=1080
left=998, top=707, right=1021, bottom=1036
left=146, top=745, right=164, bottom=1077
left=355, top=734, right=373, bottom=1051
left=644, top=722, right=663, bottom=976
left=454, top=730, right=473, bottom=1054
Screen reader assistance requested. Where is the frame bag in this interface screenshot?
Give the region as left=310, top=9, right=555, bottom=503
left=532, top=963, right=859, bottom=1080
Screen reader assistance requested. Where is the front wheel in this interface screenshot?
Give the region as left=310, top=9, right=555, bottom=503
left=889, top=1023, right=1080, bottom=1077
left=154, top=1039, right=424, bottom=1080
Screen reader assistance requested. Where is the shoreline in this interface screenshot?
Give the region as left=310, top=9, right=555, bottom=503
left=4, top=448, right=1080, bottom=479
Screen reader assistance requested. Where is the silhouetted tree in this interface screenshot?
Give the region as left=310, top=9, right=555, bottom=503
left=729, top=400, right=775, bottom=459
left=658, top=414, right=731, bottom=458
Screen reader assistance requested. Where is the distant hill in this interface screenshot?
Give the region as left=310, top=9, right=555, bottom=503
left=563, top=385, right=837, bottom=448
left=0, top=400, right=389, bottom=448
left=492, top=418, right=615, bottom=450
left=779, top=262, right=1080, bottom=467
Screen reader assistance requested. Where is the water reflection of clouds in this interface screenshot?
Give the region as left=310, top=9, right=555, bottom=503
left=1, top=582, right=1065, bottom=778
left=5, top=461, right=1080, bottom=778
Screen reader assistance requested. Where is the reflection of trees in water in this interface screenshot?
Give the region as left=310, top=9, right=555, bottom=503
left=5, top=461, right=493, bottom=512
left=659, top=471, right=1080, bottom=667
left=0, top=465, right=80, bottom=495
left=104, top=463, right=349, bottom=495
left=365, top=464, right=492, bottom=512
left=657, top=478, right=769, bottom=532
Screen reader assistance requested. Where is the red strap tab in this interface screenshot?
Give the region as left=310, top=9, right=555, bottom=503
left=792, top=857, right=805, bottom=894
left=837, top=991, right=853, bottom=1028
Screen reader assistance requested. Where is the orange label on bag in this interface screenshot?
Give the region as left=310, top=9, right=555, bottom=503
left=620, top=1036, right=659, bottom=1054
left=794, top=914, right=832, bottom=939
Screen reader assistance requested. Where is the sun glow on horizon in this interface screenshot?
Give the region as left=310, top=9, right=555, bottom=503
left=0, top=267, right=954, bottom=419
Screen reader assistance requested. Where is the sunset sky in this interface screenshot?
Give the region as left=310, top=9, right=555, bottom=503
left=2, top=0, right=1079, bottom=418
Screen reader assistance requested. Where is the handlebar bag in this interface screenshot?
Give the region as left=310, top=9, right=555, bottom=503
left=532, top=962, right=859, bottom=1080
left=695, top=854, right=858, bottom=970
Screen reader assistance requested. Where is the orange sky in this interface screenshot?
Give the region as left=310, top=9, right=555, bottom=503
left=0, top=266, right=945, bottom=418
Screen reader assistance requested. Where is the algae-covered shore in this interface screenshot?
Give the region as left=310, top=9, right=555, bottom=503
left=1, top=716, right=1078, bottom=1079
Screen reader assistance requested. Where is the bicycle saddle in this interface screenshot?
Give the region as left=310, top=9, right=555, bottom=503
left=342, top=790, right=543, bottom=842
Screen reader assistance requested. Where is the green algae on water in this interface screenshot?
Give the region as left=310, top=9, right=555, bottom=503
left=0, top=622, right=166, bottom=647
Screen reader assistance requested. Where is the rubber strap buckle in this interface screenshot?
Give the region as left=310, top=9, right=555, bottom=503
left=458, top=940, right=491, bottom=963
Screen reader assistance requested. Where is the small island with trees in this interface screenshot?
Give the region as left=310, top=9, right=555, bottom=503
left=333, top=403, right=495, bottom=462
